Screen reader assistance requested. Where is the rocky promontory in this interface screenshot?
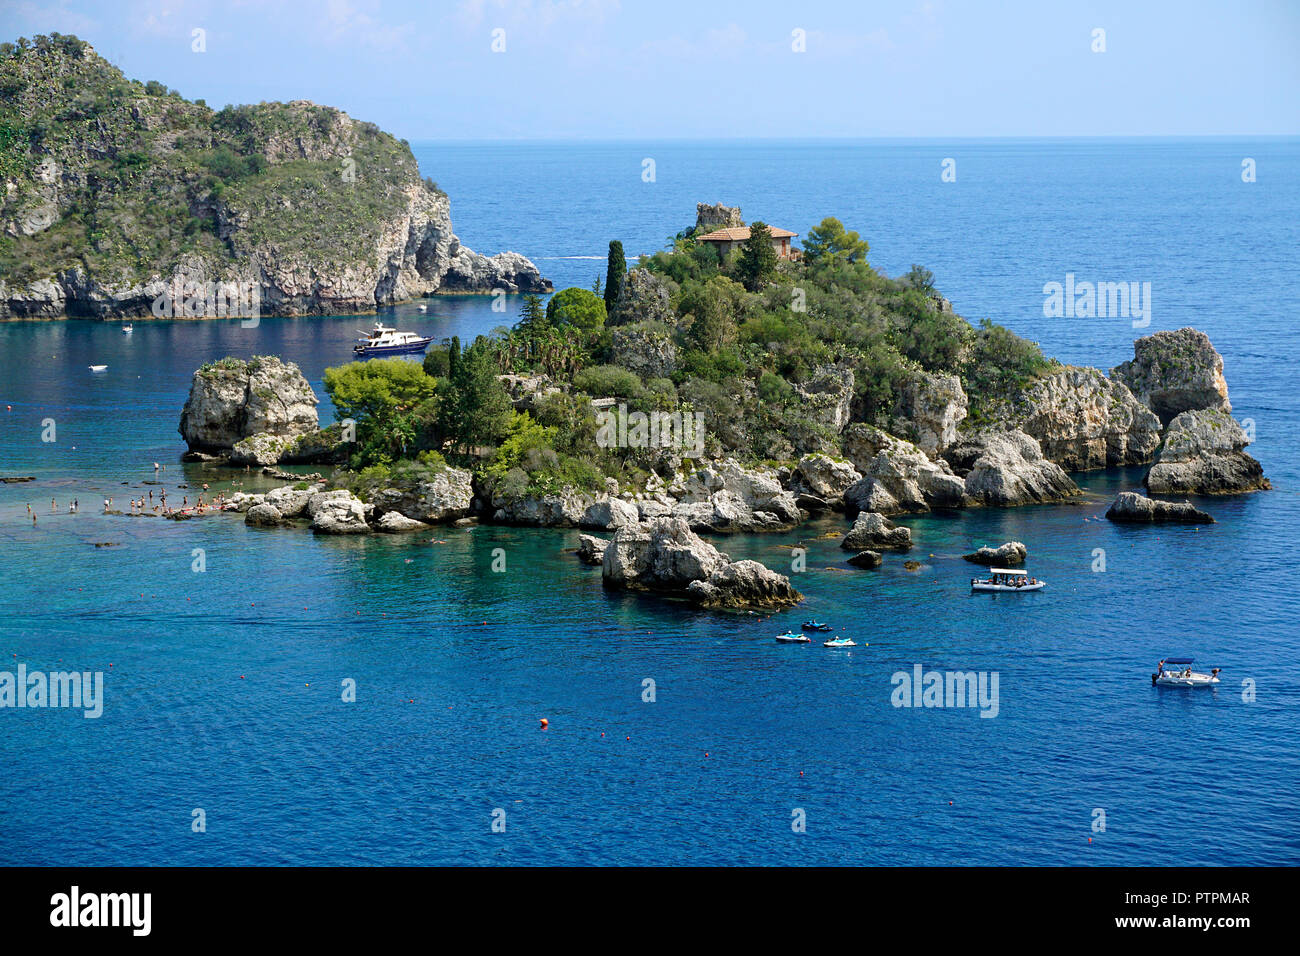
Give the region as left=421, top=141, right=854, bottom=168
left=0, top=37, right=548, bottom=320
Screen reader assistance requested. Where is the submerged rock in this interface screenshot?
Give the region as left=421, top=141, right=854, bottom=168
left=602, top=517, right=801, bottom=610
left=962, top=542, right=1027, bottom=565
left=1110, top=328, right=1231, bottom=426
left=841, top=512, right=912, bottom=551
left=846, top=549, right=883, bottom=569
left=1144, top=408, right=1269, bottom=495
left=1105, top=491, right=1214, bottom=524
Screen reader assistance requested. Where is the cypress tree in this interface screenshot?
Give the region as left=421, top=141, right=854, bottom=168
left=604, top=240, right=626, bottom=312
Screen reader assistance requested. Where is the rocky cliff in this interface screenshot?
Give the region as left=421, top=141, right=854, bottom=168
left=0, top=35, right=548, bottom=319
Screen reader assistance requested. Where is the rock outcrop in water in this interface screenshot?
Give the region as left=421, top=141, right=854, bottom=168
left=1011, top=366, right=1162, bottom=470
left=601, top=517, right=801, bottom=609
left=1145, top=408, right=1269, bottom=495
left=963, top=542, right=1027, bottom=565
left=1105, top=491, right=1214, bottom=524
left=179, top=356, right=319, bottom=453
left=841, top=512, right=912, bottom=551
left=944, top=430, right=1080, bottom=507
left=1110, top=328, right=1231, bottom=425
left=0, top=38, right=547, bottom=319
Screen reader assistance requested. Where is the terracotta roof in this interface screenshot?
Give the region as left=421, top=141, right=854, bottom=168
left=698, top=225, right=797, bottom=241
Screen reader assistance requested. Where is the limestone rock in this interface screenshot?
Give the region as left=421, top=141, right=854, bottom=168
left=602, top=517, right=801, bottom=610
left=944, top=430, right=1080, bottom=508
left=576, top=534, right=609, bottom=565
left=179, top=356, right=318, bottom=452
left=610, top=269, right=676, bottom=327
left=892, top=371, right=968, bottom=455
left=1145, top=408, right=1269, bottom=495
left=579, top=497, right=641, bottom=531
left=668, top=459, right=801, bottom=531
left=1105, top=491, right=1214, bottom=524
left=1013, top=365, right=1161, bottom=470
left=841, top=424, right=967, bottom=515
left=1110, top=328, right=1231, bottom=425
left=962, top=542, right=1027, bottom=565
left=368, top=467, right=474, bottom=523
left=244, top=503, right=284, bottom=527
left=230, top=431, right=292, bottom=467
left=841, top=512, right=912, bottom=551
left=609, top=323, right=677, bottom=378
left=306, top=489, right=370, bottom=534
left=264, top=484, right=316, bottom=518
left=794, top=366, right=855, bottom=433
left=375, top=511, right=430, bottom=533
left=792, top=454, right=862, bottom=508
left=846, top=549, right=883, bottom=569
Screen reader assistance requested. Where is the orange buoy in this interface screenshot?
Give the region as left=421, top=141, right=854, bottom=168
left=539, top=718, right=548, bottom=728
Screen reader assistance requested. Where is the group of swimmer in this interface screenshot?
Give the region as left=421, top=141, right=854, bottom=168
left=25, top=461, right=232, bottom=524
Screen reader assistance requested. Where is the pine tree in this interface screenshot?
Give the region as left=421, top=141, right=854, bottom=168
left=604, top=240, right=626, bottom=312
left=518, top=293, right=547, bottom=334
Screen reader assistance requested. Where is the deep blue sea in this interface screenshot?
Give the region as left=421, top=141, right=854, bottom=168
left=1, top=139, right=1297, bottom=865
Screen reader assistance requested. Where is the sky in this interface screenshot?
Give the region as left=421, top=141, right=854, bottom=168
left=3, top=0, right=1298, bottom=140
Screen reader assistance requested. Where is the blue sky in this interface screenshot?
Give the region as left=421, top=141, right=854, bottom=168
left=5, top=0, right=1298, bottom=139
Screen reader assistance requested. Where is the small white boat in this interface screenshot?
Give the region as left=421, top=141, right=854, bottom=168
left=775, top=631, right=811, bottom=643
left=122, top=324, right=133, bottom=333
left=823, top=637, right=857, bottom=648
left=417, top=304, right=428, bottom=312
left=1153, top=658, right=1221, bottom=687
left=971, top=568, right=1045, bottom=592
left=88, top=365, right=107, bottom=372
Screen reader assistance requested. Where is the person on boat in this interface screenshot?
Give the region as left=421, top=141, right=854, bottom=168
left=1157, top=659, right=1165, bottom=677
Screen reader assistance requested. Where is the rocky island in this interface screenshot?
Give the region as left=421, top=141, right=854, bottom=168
left=0, top=35, right=548, bottom=319
left=168, top=201, right=1269, bottom=610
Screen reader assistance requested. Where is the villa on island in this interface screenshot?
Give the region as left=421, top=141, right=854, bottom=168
left=697, top=225, right=799, bottom=260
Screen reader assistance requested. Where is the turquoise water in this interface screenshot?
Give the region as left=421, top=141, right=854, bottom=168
left=1, top=139, right=1297, bottom=865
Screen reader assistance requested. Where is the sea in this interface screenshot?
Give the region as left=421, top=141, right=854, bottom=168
left=0, top=138, right=1296, bottom=865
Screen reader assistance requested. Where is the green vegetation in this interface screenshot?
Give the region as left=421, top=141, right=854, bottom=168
left=317, top=210, right=1053, bottom=500
left=0, top=33, right=429, bottom=288
left=604, top=240, right=626, bottom=312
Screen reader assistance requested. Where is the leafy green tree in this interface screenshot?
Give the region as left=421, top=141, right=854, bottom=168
left=803, top=217, right=870, bottom=268
left=680, top=275, right=746, bottom=353
left=546, top=287, right=607, bottom=332
left=323, top=359, right=438, bottom=464
left=323, top=358, right=437, bottom=423
left=735, top=222, right=778, bottom=291
left=604, top=240, right=626, bottom=312
left=903, top=264, right=935, bottom=292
